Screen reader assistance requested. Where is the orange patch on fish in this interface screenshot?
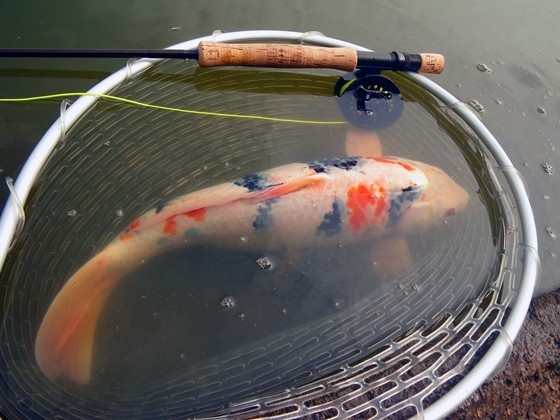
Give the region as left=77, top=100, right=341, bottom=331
left=129, top=219, right=141, bottom=230
left=163, top=218, right=178, bottom=235
left=119, top=231, right=134, bottom=241
left=372, top=157, right=415, bottom=172
left=374, top=186, right=388, bottom=217
left=184, top=207, right=207, bottom=222
left=346, top=183, right=387, bottom=231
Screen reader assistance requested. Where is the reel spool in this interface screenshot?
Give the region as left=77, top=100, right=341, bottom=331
left=335, top=70, right=404, bottom=131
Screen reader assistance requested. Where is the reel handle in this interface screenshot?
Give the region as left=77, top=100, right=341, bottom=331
left=198, top=41, right=445, bottom=74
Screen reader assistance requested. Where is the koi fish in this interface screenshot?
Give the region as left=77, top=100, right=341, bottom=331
left=35, top=156, right=469, bottom=384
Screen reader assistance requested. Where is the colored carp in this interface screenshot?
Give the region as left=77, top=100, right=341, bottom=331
left=35, top=156, right=469, bottom=384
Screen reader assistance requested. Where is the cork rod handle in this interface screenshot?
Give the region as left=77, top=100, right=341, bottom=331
left=198, top=41, right=358, bottom=72
left=198, top=42, right=445, bottom=74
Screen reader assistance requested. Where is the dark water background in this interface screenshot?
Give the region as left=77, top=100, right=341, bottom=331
left=0, top=2, right=558, bottom=292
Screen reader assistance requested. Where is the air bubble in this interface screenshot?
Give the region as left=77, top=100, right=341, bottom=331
left=537, top=106, right=547, bottom=115
left=331, top=298, right=342, bottom=309
left=67, top=209, right=77, bottom=217
left=104, top=140, right=111, bottom=146
left=239, top=235, right=248, bottom=244
left=237, top=313, right=246, bottom=321
left=115, top=209, right=124, bottom=217
left=477, top=63, right=493, bottom=73
left=468, top=99, right=485, bottom=114
left=545, top=226, right=556, bottom=239
left=256, top=255, right=275, bottom=271
left=542, top=163, right=554, bottom=175
left=219, top=296, right=236, bottom=309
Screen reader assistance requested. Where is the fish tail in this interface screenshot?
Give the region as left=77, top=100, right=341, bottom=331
left=35, top=236, right=159, bottom=384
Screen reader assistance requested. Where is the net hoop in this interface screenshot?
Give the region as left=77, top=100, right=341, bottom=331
left=0, top=30, right=539, bottom=418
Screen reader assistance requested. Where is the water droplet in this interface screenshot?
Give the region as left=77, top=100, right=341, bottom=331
left=365, top=109, right=374, bottom=116
left=477, top=63, right=493, bottom=73
left=413, top=283, right=421, bottom=291
left=140, top=258, right=146, bottom=264
left=545, top=226, right=556, bottom=239
left=67, top=209, right=77, bottom=217
left=219, top=296, right=236, bottom=309
left=494, top=98, right=503, bottom=105
left=256, top=255, right=275, bottom=271
left=152, top=312, right=159, bottom=318
left=239, top=235, right=248, bottom=244
left=467, top=99, right=485, bottom=114
left=104, top=140, right=111, bottom=146
left=281, top=308, right=288, bottom=315
left=237, top=312, right=246, bottom=321
left=330, top=298, right=342, bottom=309
left=537, top=106, right=547, bottom=115
left=179, top=353, right=185, bottom=359
left=542, top=163, right=554, bottom=175
left=115, top=209, right=124, bottom=217
left=202, top=165, right=208, bottom=171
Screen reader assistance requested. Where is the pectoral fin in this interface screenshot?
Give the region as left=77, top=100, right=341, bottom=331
left=370, top=235, right=414, bottom=281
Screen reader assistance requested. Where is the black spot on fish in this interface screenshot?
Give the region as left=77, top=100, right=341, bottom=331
left=317, top=199, right=343, bottom=237
left=183, top=228, right=202, bottom=240
left=253, top=198, right=278, bottom=231
left=234, top=173, right=269, bottom=192
left=388, top=186, right=423, bottom=226
left=155, top=202, right=166, bottom=214
left=307, top=157, right=361, bottom=174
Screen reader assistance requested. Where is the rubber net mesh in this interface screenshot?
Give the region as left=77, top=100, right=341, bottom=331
left=0, top=58, right=521, bottom=418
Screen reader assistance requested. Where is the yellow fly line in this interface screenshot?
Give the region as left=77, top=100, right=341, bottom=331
left=0, top=92, right=347, bottom=126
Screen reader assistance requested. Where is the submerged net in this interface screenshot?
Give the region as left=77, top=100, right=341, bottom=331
left=0, top=34, right=536, bottom=419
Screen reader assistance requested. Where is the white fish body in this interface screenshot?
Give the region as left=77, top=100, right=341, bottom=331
left=35, top=156, right=469, bottom=384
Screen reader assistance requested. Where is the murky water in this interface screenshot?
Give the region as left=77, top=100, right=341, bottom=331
left=0, top=0, right=558, bottom=417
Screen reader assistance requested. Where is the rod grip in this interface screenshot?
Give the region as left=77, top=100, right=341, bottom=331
left=418, top=53, right=445, bottom=74
left=198, top=41, right=358, bottom=72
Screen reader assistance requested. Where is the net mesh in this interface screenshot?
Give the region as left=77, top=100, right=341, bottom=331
left=0, top=56, right=521, bottom=418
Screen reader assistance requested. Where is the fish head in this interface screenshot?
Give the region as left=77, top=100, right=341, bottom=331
left=396, top=159, right=470, bottom=233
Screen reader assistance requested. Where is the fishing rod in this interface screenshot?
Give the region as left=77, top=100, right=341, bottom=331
left=0, top=41, right=445, bottom=74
